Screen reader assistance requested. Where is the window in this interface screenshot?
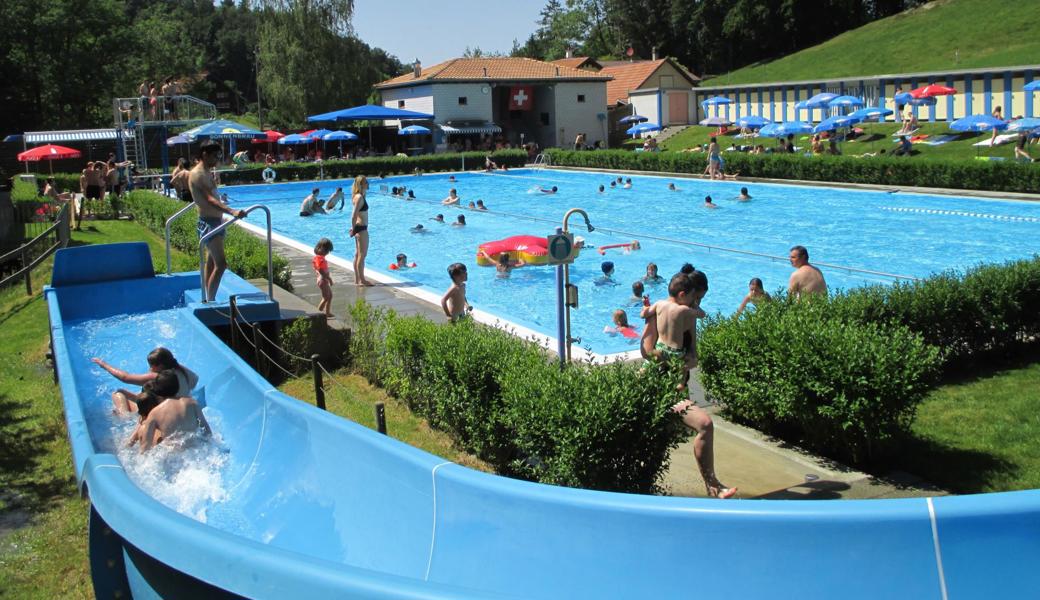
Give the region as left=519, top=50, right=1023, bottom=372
left=577, top=94, right=586, bottom=103
left=540, top=112, right=550, bottom=126
left=458, top=96, right=468, bottom=105
left=660, top=75, right=674, bottom=88
left=397, top=100, right=405, bottom=108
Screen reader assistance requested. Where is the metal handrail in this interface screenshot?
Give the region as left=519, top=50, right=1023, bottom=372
left=198, top=205, right=273, bottom=303
left=165, top=203, right=198, bottom=275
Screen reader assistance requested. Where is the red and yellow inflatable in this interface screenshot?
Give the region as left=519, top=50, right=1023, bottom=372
left=476, top=235, right=580, bottom=267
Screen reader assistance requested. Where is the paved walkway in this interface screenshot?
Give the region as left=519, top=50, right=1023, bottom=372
left=259, top=237, right=943, bottom=501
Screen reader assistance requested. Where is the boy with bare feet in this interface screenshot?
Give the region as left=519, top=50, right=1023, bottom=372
left=440, top=262, right=472, bottom=322
left=641, top=270, right=736, bottom=499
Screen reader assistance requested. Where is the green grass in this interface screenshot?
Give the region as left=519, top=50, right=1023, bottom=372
left=897, top=355, right=1040, bottom=494
left=660, top=122, right=1034, bottom=164
left=709, top=0, right=1040, bottom=86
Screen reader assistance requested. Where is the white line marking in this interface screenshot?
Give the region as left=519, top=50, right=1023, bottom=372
left=424, top=461, right=453, bottom=581
left=927, top=497, right=950, bottom=600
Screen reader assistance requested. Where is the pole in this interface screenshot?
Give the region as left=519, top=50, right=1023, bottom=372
left=554, top=228, right=566, bottom=370
left=563, top=262, right=573, bottom=362
left=311, top=354, right=326, bottom=410
left=22, top=247, right=31, bottom=295
left=229, top=296, right=238, bottom=351
left=255, top=45, right=263, bottom=131
left=252, top=323, right=264, bottom=378
left=374, top=402, right=387, bottom=434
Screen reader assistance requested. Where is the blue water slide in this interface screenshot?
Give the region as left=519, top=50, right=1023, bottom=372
left=46, top=243, right=1040, bottom=599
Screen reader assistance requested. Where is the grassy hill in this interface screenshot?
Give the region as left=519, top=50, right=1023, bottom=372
left=706, top=0, right=1040, bottom=86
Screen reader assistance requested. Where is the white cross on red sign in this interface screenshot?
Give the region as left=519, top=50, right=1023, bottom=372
left=510, top=86, right=533, bottom=111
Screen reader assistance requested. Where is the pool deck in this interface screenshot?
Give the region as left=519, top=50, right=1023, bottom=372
left=253, top=233, right=944, bottom=501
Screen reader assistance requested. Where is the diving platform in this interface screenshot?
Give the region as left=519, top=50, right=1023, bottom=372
left=112, top=95, right=219, bottom=170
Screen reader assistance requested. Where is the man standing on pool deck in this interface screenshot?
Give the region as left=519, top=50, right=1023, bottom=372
left=787, top=245, right=827, bottom=299
left=190, top=141, right=247, bottom=302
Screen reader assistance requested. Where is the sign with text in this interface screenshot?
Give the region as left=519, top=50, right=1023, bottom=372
left=509, top=86, right=533, bottom=111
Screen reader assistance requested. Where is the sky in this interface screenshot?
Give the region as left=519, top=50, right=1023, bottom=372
left=352, top=1, right=545, bottom=66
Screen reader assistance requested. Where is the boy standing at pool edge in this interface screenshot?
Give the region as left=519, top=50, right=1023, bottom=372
left=441, top=263, right=472, bottom=322
left=641, top=270, right=736, bottom=499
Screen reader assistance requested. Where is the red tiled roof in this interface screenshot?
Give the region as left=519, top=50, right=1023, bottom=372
left=376, top=57, right=611, bottom=89
left=600, top=59, right=701, bottom=105
left=551, top=57, right=601, bottom=71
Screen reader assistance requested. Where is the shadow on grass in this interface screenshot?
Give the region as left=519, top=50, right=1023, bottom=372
left=938, top=345, right=1040, bottom=387
left=889, top=433, right=1018, bottom=494
left=0, top=394, right=74, bottom=512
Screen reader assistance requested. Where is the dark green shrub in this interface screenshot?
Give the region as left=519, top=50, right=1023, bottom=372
left=278, top=316, right=349, bottom=372
left=545, top=149, right=1040, bottom=194
left=699, top=297, right=941, bottom=465
left=357, top=304, right=689, bottom=493
left=347, top=299, right=392, bottom=383
left=122, top=190, right=293, bottom=290
left=218, top=149, right=528, bottom=185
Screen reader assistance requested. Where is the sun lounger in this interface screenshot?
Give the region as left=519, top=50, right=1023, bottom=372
left=892, top=128, right=920, bottom=137
left=972, top=134, right=1018, bottom=147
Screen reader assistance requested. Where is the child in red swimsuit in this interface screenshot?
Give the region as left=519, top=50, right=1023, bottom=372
left=313, top=238, right=334, bottom=317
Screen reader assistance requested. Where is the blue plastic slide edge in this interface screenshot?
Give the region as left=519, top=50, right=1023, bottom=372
left=51, top=242, right=154, bottom=288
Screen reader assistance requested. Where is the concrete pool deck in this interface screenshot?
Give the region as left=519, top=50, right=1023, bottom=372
left=254, top=234, right=944, bottom=501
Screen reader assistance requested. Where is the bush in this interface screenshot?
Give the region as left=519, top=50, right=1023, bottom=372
left=278, top=316, right=349, bottom=373
left=699, top=297, right=941, bottom=465
left=122, top=190, right=293, bottom=290
left=218, top=149, right=528, bottom=185
left=355, top=305, right=688, bottom=493
left=545, top=149, right=1040, bottom=194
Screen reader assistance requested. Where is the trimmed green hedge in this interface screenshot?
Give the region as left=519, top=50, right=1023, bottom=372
left=349, top=301, right=688, bottom=493
left=219, top=149, right=528, bottom=185
left=545, top=149, right=1040, bottom=194
left=699, top=298, right=941, bottom=465
left=122, top=190, right=293, bottom=290
left=699, top=257, right=1040, bottom=465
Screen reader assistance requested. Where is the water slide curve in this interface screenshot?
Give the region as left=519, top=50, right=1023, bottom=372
left=47, top=243, right=1039, bottom=599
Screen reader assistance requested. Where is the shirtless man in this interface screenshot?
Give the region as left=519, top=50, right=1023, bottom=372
left=127, top=374, right=211, bottom=452
left=441, top=188, right=460, bottom=205
left=326, top=187, right=345, bottom=210
left=190, top=141, right=247, bottom=302
left=640, top=271, right=736, bottom=499
left=787, top=245, right=827, bottom=299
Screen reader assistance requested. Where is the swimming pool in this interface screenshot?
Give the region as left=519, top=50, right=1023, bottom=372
left=224, top=168, right=1040, bottom=355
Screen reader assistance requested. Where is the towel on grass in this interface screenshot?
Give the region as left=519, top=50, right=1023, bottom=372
left=892, top=128, right=920, bottom=137
left=923, top=134, right=958, bottom=146
left=972, top=134, right=1018, bottom=147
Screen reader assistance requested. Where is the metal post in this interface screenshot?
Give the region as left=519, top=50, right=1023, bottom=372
left=311, top=354, right=326, bottom=410
left=252, top=323, right=264, bottom=378
left=563, top=262, right=573, bottom=362
left=229, top=296, right=238, bottom=351
left=22, top=247, right=31, bottom=295
left=554, top=226, right=566, bottom=370
left=374, top=402, right=387, bottom=435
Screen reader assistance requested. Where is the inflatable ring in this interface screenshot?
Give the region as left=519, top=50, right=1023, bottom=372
left=389, top=262, right=417, bottom=270
left=262, top=167, right=276, bottom=183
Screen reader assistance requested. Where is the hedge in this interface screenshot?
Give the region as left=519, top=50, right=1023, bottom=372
left=10, top=176, right=122, bottom=220
left=122, top=190, right=293, bottom=290
left=699, top=297, right=941, bottom=465
left=349, top=300, right=688, bottom=493
left=545, top=149, right=1040, bottom=194
left=218, top=149, right=529, bottom=185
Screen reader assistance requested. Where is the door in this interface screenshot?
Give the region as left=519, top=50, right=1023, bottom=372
left=668, top=92, right=689, bottom=125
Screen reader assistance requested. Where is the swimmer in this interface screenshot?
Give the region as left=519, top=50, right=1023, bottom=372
left=680, top=263, right=695, bottom=275
left=431, top=214, right=445, bottom=223
left=467, top=201, right=477, bottom=209
left=623, top=178, right=632, bottom=189
left=604, top=309, right=639, bottom=339
left=448, top=175, right=457, bottom=183
left=598, top=184, right=605, bottom=193
left=392, top=253, right=417, bottom=270
left=704, top=195, right=718, bottom=209
left=452, top=214, right=466, bottom=227
left=391, top=186, right=400, bottom=196
left=476, top=200, right=488, bottom=211
left=668, top=183, right=680, bottom=191
left=410, top=223, right=429, bottom=233
left=735, top=277, right=770, bottom=316
left=496, top=253, right=525, bottom=277
left=629, top=281, right=646, bottom=305
left=407, top=190, right=416, bottom=199
left=595, top=261, right=617, bottom=286
left=737, top=187, right=752, bottom=201
left=574, top=236, right=586, bottom=250
left=642, top=262, right=665, bottom=285
left=414, top=167, right=422, bottom=176
left=540, top=186, right=558, bottom=194
left=616, top=176, right=623, bottom=184
left=127, top=373, right=211, bottom=452
left=442, top=188, right=460, bottom=205
left=93, top=347, right=198, bottom=415
left=609, top=181, right=617, bottom=188
left=326, top=187, right=345, bottom=210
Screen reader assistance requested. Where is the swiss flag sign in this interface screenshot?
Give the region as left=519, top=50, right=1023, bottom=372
left=509, top=86, right=533, bottom=111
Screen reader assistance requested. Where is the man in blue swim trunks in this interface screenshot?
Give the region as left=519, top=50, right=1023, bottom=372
left=190, top=141, right=247, bottom=301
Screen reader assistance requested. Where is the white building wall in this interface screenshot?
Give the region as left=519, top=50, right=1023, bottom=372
left=630, top=93, right=659, bottom=124
left=428, top=83, right=493, bottom=123
left=379, top=85, right=434, bottom=115
left=553, top=82, right=608, bottom=148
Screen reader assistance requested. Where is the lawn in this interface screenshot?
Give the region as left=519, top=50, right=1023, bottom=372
left=0, top=217, right=486, bottom=598
left=708, top=0, right=1040, bottom=86
left=659, top=122, right=1036, bottom=164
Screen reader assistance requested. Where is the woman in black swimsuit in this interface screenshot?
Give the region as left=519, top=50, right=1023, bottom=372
left=349, top=175, right=372, bottom=286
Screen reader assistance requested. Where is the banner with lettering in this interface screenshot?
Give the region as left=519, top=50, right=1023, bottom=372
left=509, top=86, right=534, bottom=111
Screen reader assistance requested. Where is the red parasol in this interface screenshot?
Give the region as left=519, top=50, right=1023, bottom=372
left=251, top=130, right=285, bottom=144
left=17, top=144, right=83, bottom=173
left=910, top=84, right=957, bottom=99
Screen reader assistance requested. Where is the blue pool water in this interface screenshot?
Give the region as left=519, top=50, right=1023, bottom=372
left=224, top=168, right=1040, bottom=354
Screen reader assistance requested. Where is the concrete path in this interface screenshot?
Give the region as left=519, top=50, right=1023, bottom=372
left=254, top=236, right=944, bottom=501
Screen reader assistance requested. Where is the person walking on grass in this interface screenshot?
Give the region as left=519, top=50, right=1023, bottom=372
left=190, top=141, right=247, bottom=302
left=313, top=238, right=334, bottom=318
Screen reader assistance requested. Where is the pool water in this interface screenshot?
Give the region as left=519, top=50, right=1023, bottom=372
left=224, top=168, right=1040, bottom=355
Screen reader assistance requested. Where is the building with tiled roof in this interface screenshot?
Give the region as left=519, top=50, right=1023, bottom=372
left=600, top=58, right=701, bottom=138
left=374, top=57, right=613, bottom=150
left=551, top=56, right=603, bottom=71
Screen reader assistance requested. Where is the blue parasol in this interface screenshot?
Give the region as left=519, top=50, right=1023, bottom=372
left=1007, top=117, right=1040, bottom=132
left=1024, top=81, right=1040, bottom=92
left=699, top=116, right=732, bottom=127
left=166, top=135, right=191, bottom=146
left=950, top=115, right=1008, bottom=132
left=619, top=114, right=649, bottom=124
left=827, top=95, right=865, bottom=108
left=777, top=121, right=814, bottom=136
left=399, top=125, right=431, bottom=135
left=278, top=134, right=312, bottom=145
left=848, top=107, right=893, bottom=121
left=182, top=119, right=263, bottom=141
left=805, top=92, right=838, bottom=108
left=323, top=130, right=359, bottom=141
left=757, top=123, right=784, bottom=138
left=626, top=122, right=662, bottom=135
left=701, top=96, right=732, bottom=106
left=813, top=115, right=861, bottom=134
left=735, top=115, right=771, bottom=128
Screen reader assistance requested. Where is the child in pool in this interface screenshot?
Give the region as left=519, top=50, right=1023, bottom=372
left=629, top=281, right=646, bottom=306
left=495, top=253, right=525, bottom=277
left=604, top=309, right=639, bottom=339
left=452, top=215, right=466, bottom=227
left=127, top=371, right=211, bottom=452
left=431, top=214, right=445, bottom=223
left=595, top=261, right=618, bottom=286
left=313, top=237, right=334, bottom=318
left=642, top=262, right=665, bottom=284
left=93, top=347, right=198, bottom=415
left=390, top=253, right=417, bottom=270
